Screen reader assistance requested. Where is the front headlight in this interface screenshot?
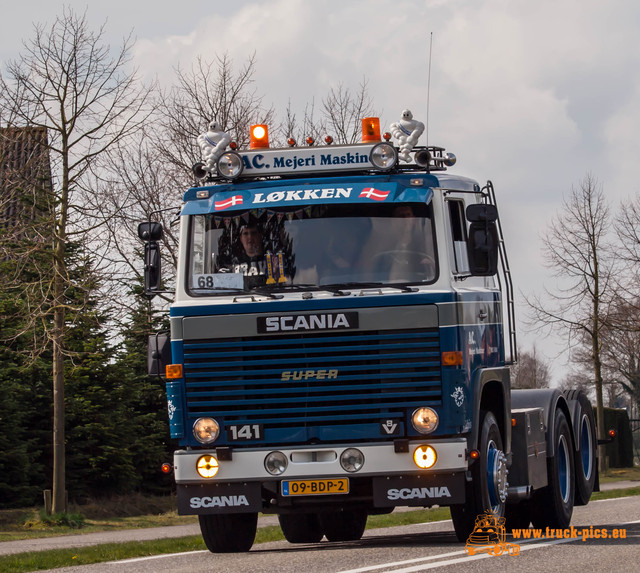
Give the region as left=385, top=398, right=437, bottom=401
left=369, top=143, right=397, bottom=170
left=411, top=407, right=439, bottom=434
left=217, top=151, right=244, bottom=179
left=193, top=417, right=220, bottom=444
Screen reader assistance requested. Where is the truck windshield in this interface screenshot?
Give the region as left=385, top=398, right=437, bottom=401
left=188, top=202, right=437, bottom=294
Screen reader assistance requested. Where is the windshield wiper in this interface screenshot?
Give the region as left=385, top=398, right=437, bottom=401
left=327, top=282, right=418, bottom=293
left=273, top=283, right=351, bottom=296
left=192, top=287, right=282, bottom=300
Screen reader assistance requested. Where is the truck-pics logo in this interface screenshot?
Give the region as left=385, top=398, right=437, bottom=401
left=465, top=509, right=520, bottom=557
left=258, top=311, right=359, bottom=333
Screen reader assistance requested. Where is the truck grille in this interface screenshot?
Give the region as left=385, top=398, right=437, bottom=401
left=182, top=328, right=441, bottom=443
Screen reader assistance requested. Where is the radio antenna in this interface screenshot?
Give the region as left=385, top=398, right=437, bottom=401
left=426, top=32, right=433, bottom=148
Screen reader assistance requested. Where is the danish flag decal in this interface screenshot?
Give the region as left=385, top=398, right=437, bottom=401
left=359, top=187, right=390, bottom=201
left=214, top=195, right=243, bottom=211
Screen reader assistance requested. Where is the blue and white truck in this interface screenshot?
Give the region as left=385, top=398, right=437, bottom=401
left=139, top=114, right=600, bottom=552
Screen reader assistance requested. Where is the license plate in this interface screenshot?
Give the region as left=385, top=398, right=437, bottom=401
left=281, top=478, right=349, bottom=496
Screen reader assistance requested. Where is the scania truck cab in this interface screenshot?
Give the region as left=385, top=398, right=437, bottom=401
left=140, top=115, right=599, bottom=552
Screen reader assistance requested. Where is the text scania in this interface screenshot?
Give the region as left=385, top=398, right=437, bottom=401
left=190, top=495, right=249, bottom=508
left=253, top=187, right=351, bottom=204
left=386, top=487, right=452, bottom=500
left=263, top=313, right=354, bottom=332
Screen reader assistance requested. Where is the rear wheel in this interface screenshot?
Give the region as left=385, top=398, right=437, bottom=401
left=278, top=513, right=324, bottom=543
left=531, top=409, right=575, bottom=529
left=451, top=411, right=507, bottom=542
left=320, top=509, right=367, bottom=542
left=566, top=390, right=597, bottom=505
left=198, top=513, right=258, bottom=553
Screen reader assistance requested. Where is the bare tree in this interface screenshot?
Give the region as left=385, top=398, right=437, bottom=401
left=321, top=79, right=377, bottom=144
left=526, top=173, right=614, bottom=471
left=99, top=53, right=276, bottom=317
left=511, top=346, right=550, bottom=389
left=157, top=53, right=274, bottom=178
left=599, top=298, right=640, bottom=413
left=280, top=98, right=325, bottom=147
left=0, top=8, right=153, bottom=513
left=557, top=371, right=592, bottom=397
left=99, top=132, right=181, bottom=308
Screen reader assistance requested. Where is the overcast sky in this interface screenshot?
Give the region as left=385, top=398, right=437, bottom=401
left=2, top=0, right=639, bottom=384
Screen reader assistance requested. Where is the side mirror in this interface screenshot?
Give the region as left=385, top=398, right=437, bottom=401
left=138, top=222, right=163, bottom=297
left=466, top=204, right=499, bottom=276
left=466, top=203, right=498, bottom=223
left=138, top=221, right=163, bottom=241
left=148, top=333, right=171, bottom=376
left=144, top=241, right=162, bottom=295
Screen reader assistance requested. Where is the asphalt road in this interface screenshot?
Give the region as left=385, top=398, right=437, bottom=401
left=27, top=490, right=640, bottom=573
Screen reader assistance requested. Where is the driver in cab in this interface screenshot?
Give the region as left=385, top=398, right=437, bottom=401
left=232, top=223, right=266, bottom=277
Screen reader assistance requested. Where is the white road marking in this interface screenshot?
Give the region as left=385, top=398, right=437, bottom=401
left=112, top=550, right=208, bottom=564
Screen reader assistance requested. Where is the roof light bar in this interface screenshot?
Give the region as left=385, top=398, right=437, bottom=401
left=362, top=117, right=381, bottom=142
left=250, top=124, right=269, bottom=149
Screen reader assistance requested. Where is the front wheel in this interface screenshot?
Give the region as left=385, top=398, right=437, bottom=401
left=320, top=509, right=367, bottom=542
left=451, top=410, right=507, bottom=542
left=198, top=513, right=258, bottom=553
left=278, top=513, right=324, bottom=543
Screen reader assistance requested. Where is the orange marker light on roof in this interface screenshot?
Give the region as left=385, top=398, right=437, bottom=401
left=362, top=117, right=381, bottom=142
left=250, top=124, right=269, bottom=149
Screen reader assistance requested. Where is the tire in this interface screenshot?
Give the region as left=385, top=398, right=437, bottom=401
left=451, top=411, right=507, bottom=542
left=198, top=513, right=258, bottom=553
left=531, top=409, right=575, bottom=529
left=319, top=509, right=367, bottom=542
left=505, top=501, right=531, bottom=531
left=566, top=390, right=597, bottom=505
left=278, top=513, right=324, bottom=543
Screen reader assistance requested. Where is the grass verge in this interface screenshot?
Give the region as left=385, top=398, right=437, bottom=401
left=599, top=466, right=640, bottom=483
left=591, top=486, right=640, bottom=500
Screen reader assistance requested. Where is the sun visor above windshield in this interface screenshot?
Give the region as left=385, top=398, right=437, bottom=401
left=181, top=182, right=433, bottom=216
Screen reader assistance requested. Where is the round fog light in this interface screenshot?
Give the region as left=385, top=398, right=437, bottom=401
left=197, top=455, right=219, bottom=478
left=412, top=407, right=439, bottom=434
left=340, top=448, right=365, bottom=473
left=264, top=451, right=288, bottom=475
left=413, top=445, right=437, bottom=469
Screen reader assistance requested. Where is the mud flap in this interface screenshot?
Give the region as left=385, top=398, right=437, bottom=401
left=373, top=474, right=465, bottom=507
left=177, top=482, right=262, bottom=514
